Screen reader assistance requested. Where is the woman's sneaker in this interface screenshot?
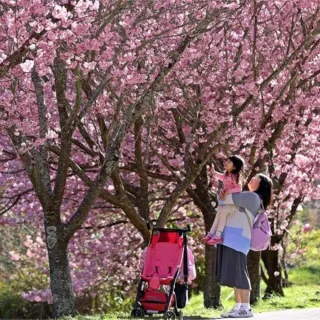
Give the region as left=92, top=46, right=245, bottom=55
left=221, top=307, right=238, bottom=318
left=229, top=307, right=254, bottom=318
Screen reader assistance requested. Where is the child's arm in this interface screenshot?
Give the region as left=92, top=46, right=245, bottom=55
left=211, top=166, right=225, bottom=181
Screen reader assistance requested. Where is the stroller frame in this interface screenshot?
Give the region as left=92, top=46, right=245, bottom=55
left=131, top=225, right=190, bottom=320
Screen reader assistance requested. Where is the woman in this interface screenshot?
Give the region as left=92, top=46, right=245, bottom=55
left=215, top=173, right=273, bottom=318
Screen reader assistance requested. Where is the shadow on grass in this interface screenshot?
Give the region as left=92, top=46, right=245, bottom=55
left=304, top=265, right=320, bottom=275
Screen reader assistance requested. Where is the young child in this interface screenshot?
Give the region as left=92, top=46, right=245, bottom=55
left=203, top=155, right=245, bottom=245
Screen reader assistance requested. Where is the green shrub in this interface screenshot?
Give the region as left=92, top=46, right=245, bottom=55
left=286, top=224, right=320, bottom=268
left=0, top=282, right=51, bottom=319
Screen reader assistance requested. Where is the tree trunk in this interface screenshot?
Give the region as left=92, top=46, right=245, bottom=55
left=261, top=248, right=284, bottom=296
left=247, top=250, right=261, bottom=304
left=47, top=233, right=77, bottom=317
left=281, top=237, right=290, bottom=287
left=189, top=167, right=221, bottom=308
left=203, top=244, right=221, bottom=308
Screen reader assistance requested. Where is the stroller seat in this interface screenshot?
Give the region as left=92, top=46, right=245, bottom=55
left=141, top=242, right=183, bottom=286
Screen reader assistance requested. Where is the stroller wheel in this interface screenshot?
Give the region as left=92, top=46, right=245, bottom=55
left=164, top=310, right=176, bottom=319
left=131, top=308, right=145, bottom=318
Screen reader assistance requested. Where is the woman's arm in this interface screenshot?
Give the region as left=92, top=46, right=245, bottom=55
left=220, top=192, right=260, bottom=214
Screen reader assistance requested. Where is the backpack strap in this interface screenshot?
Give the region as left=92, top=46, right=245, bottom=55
left=260, top=201, right=266, bottom=213
left=249, top=200, right=265, bottom=228
left=244, top=209, right=253, bottom=229
left=240, top=198, right=265, bottom=230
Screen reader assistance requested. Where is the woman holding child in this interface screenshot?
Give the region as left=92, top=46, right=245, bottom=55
left=204, top=156, right=273, bottom=318
left=218, top=173, right=272, bottom=318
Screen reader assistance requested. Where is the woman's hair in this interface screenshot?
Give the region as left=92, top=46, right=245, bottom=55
left=255, top=173, right=273, bottom=209
left=227, top=155, right=245, bottom=184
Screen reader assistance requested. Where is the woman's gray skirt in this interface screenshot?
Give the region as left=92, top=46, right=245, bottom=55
left=215, top=244, right=251, bottom=290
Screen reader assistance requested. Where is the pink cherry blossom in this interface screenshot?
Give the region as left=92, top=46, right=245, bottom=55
left=20, top=60, right=34, bottom=72
left=1, top=0, right=320, bottom=315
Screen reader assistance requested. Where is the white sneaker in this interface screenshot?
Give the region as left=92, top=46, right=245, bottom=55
left=221, top=307, right=238, bottom=318
left=229, top=307, right=254, bottom=318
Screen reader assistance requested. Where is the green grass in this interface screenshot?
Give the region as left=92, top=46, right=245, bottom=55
left=289, top=265, right=320, bottom=284
left=182, top=265, right=320, bottom=318
left=88, top=265, right=320, bottom=319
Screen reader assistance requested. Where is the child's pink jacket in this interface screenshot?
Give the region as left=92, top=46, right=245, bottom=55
left=212, top=171, right=242, bottom=193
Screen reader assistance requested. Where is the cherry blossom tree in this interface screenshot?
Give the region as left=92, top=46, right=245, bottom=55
left=126, top=0, right=320, bottom=304
left=1, top=0, right=320, bottom=316
left=113, top=0, right=320, bottom=304
left=0, top=0, right=226, bottom=316
left=68, top=0, right=320, bottom=306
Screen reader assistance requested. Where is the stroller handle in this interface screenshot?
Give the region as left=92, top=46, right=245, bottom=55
left=147, top=221, right=191, bottom=233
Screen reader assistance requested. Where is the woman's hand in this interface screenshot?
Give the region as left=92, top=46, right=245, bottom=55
left=220, top=190, right=229, bottom=200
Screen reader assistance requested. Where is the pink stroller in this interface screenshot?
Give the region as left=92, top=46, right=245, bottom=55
left=131, top=226, right=192, bottom=320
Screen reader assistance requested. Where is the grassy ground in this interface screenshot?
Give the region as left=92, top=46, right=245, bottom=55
left=63, top=263, right=320, bottom=319
left=183, top=264, right=320, bottom=318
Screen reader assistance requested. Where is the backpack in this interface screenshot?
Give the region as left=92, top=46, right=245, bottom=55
left=250, top=206, right=272, bottom=251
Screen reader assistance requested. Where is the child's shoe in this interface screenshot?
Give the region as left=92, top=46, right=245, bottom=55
left=207, top=235, right=223, bottom=245
left=201, top=233, right=213, bottom=242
